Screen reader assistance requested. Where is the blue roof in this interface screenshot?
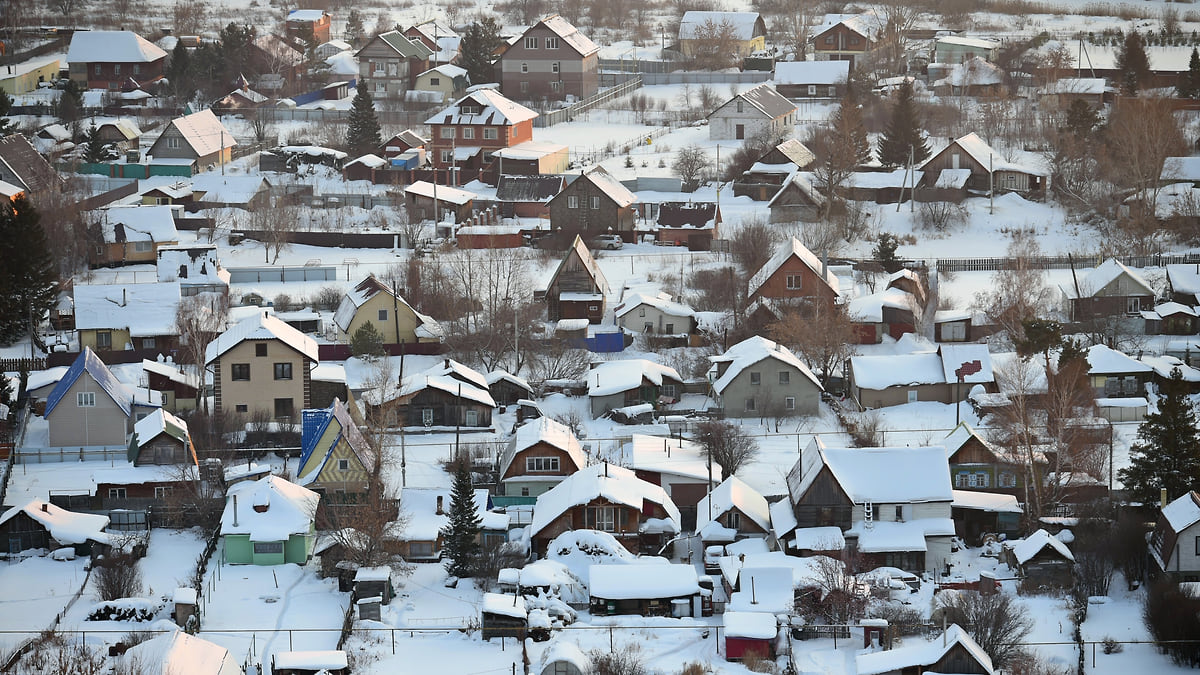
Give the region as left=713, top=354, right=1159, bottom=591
left=299, top=405, right=335, bottom=469
left=297, top=399, right=376, bottom=485
left=44, top=347, right=133, bottom=417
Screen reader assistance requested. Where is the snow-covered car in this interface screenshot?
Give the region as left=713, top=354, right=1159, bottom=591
left=703, top=545, right=726, bottom=574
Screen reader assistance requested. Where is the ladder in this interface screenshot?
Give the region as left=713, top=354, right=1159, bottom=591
left=864, top=501, right=874, bottom=529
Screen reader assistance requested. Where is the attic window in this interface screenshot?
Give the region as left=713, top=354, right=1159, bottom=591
left=77, top=392, right=96, bottom=407
left=430, top=77, right=440, bottom=86
left=337, top=458, right=350, bottom=471
left=461, top=105, right=481, bottom=115
left=167, top=137, right=180, bottom=149
left=736, top=100, right=743, bottom=113
left=547, top=37, right=559, bottom=49
left=256, top=343, right=268, bottom=357
left=525, top=36, right=538, bottom=49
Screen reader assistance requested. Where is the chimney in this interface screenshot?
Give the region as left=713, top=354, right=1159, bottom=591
left=41, top=502, right=49, bottom=513
left=232, top=495, right=239, bottom=527
left=1162, top=488, right=1169, bottom=508
left=436, top=495, right=444, bottom=515
left=122, top=288, right=127, bottom=306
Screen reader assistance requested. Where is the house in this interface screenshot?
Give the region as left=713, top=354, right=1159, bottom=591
left=614, top=434, right=723, bottom=531
left=707, top=84, right=797, bottom=141
left=746, top=238, right=840, bottom=311
left=44, top=347, right=161, bottom=448
left=1086, top=344, right=1152, bottom=400
left=286, top=9, right=332, bottom=44
left=213, top=84, right=269, bottom=113
left=934, top=36, right=1000, bottom=64
left=678, top=11, right=766, bottom=60
left=652, top=202, right=720, bottom=249
left=221, top=475, right=319, bottom=565
left=356, top=30, right=434, bottom=99
left=0, top=499, right=110, bottom=555
left=191, top=174, right=271, bottom=211
left=614, top=292, right=696, bottom=337
left=413, top=64, right=470, bottom=102
left=129, top=408, right=195, bottom=466
left=951, top=489, right=1022, bottom=545
left=495, top=175, right=563, bottom=219
left=333, top=275, right=444, bottom=346
left=920, top=132, right=1047, bottom=194
left=528, top=462, right=681, bottom=556
left=205, top=311, right=320, bottom=421
left=547, top=167, right=638, bottom=241
left=695, top=476, right=771, bottom=544
left=723, top=612, right=778, bottom=661
left=588, top=359, right=683, bottom=418
left=710, top=335, right=823, bottom=417
left=498, top=15, right=600, bottom=101
left=249, top=35, right=305, bottom=91
left=66, top=30, right=167, bottom=90
left=1150, top=491, right=1200, bottom=581
left=142, top=358, right=202, bottom=412
left=1138, top=353, right=1200, bottom=394
left=272, top=650, right=347, bottom=675
left=931, top=56, right=1006, bottom=96
left=773, top=60, right=850, bottom=99
left=767, top=172, right=826, bottom=223
left=1060, top=258, right=1156, bottom=323
left=486, top=369, right=534, bottom=406
left=147, top=110, right=236, bottom=169
left=425, top=88, right=537, bottom=168
left=481, top=593, right=528, bottom=640
left=1004, top=529, right=1075, bottom=589
left=856, top=624, right=994, bottom=675
left=94, top=119, right=143, bottom=151
left=404, top=181, right=476, bottom=224
left=367, top=370, right=496, bottom=429
left=73, top=282, right=182, bottom=354
left=156, top=244, right=230, bottom=296
left=297, top=399, right=377, bottom=501
left=544, top=235, right=611, bottom=324
left=1039, top=77, right=1109, bottom=110
left=403, top=20, right=458, bottom=58
left=0, top=134, right=65, bottom=197
left=500, top=416, right=587, bottom=498
left=785, top=439, right=955, bottom=574
left=0, top=56, right=60, bottom=95
left=393, top=487, right=507, bottom=560
left=1142, top=302, right=1199, bottom=335
left=848, top=286, right=918, bottom=344
left=735, top=139, right=815, bottom=201
left=849, top=343, right=994, bottom=408
left=123, top=630, right=244, bottom=675
left=810, top=14, right=878, bottom=68
left=942, top=422, right=1027, bottom=497
left=90, top=204, right=180, bottom=267
left=1166, top=263, right=1200, bottom=306
left=842, top=169, right=924, bottom=204
left=589, top=563, right=701, bottom=616
left=492, top=141, right=570, bottom=176
left=934, top=308, right=975, bottom=342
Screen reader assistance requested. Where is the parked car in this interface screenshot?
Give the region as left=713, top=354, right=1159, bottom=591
left=590, top=234, right=624, bottom=250
left=703, top=545, right=726, bottom=574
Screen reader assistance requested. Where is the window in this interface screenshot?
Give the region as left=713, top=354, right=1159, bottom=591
left=109, top=510, right=146, bottom=532
left=828, top=86, right=837, bottom=97
left=253, top=542, right=284, bottom=555
left=94, top=64, right=101, bottom=74
left=745, top=398, right=756, bottom=411
left=999, top=471, right=1016, bottom=488
left=337, top=458, right=350, bottom=471
left=590, top=196, right=600, bottom=209
left=661, top=384, right=677, bottom=398
left=526, top=456, right=561, bottom=472
left=465, top=409, right=479, bottom=426
left=907, top=389, right=918, bottom=403
left=749, top=371, right=761, bottom=385
left=779, top=371, right=790, bottom=385
left=231, top=364, right=250, bottom=381
left=108, top=487, right=127, bottom=499
left=274, top=363, right=293, bottom=380
left=849, top=36, right=860, bottom=46
left=520, top=81, right=529, bottom=93
left=895, top=505, right=904, bottom=521
left=134, top=64, right=141, bottom=75
left=552, top=61, right=560, bottom=73
left=521, top=62, right=529, bottom=73
left=1127, top=297, right=1141, bottom=314
left=644, top=322, right=653, bottom=333
left=546, top=37, right=560, bottom=49
left=728, top=512, right=741, bottom=529
left=408, top=542, right=434, bottom=557
left=96, top=331, right=112, bottom=349
left=142, top=337, right=156, bottom=349
left=736, top=100, right=743, bottom=113
left=786, top=274, right=803, bottom=289
left=274, top=397, right=294, bottom=420
left=77, top=392, right=96, bottom=407
left=463, top=127, right=475, bottom=140
left=440, top=127, right=455, bottom=139
left=586, top=506, right=623, bottom=532
left=133, top=240, right=153, bottom=253
left=525, top=36, right=538, bottom=49
left=430, top=77, right=440, bottom=86
left=153, top=445, right=181, bottom=464
left=808, top=85, right=818, bottom=96
left=378, top=309, right=388, bottom=321
left=639, top=307, right=646, bottom=317
left=154, top=486, right=172, bottom=499
left=1195, top=536, right=1200, bottom=556
left=567, top=195, right=579, bottom=209
left=551, top=80, right=561, bottom=91
left=422, top=408, right=434, bottom=425
left=483, top=128, right=498, bottom=140
left=665, top=323, right=674, bottom=333
left=785, top=396, right=796, bottom=410
left=521, top=487, right=530, bottom=496
left=461, top=105, right=481, bottom=115
left=167, top=137, right=180, bottom=149
left=236, top=404, right=248, bottom=413
left=1123, top=376, right=1140, bottom=396
left=387, top=62, right=398, bottom=76
left=255, top=343, right=268, bottom=357
left=956, top=472, right=970, bottom=488
left=825, top=35, right=835, bottom=45
left=440, top=149, right=453, bottom=163
left=114, top=64, right=121, bottom=75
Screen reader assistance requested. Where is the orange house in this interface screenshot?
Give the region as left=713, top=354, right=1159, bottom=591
left=746, top=238, right=840, bottom=311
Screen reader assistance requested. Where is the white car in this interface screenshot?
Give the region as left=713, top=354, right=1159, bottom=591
left=590, top=234, right=624, bottom=250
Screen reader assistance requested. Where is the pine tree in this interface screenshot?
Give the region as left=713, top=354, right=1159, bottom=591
left=1118, top=369, right=1200, bottom=505
left=0, top=196, right=60, bottom=347
left=876, top=81, right=929, bottom=168
left=346, top=80, right=382, bottom=157
left=441, top=462, right=481, bottom=578
left=83, top=123, right=108, bottom=163
left=0, top=88, right=15, bottom=138
left=1116, top=31, right=1151, bottom=96
left=831, top=89, right=872, bottom=166
left=350, top=322, right=385, bottom=360
left=167, top=39, right=194, bottom=101
left=1181, top=47, right=1200, bottom=99
left=344, top=10, right=365, bottom=48
left=458, top=18, right=501, bottom=87
left=57, top=80, right=83, bottom=128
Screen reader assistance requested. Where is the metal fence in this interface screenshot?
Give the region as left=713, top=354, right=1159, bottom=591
left=534, top=77, right=645, bottom=127
left=638, top=70, right=773, bottom=86
left=16, top=446, right=127, bottom=463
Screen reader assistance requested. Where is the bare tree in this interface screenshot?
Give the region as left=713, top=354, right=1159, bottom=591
left=971, top=229, right=1055, bottom=346
left=934, top=591, right=1034, bottom=669
left=528, top=339, right=590, bottom=383
left=672, top=145, right=709, bottom=192
left=175, top=293, right=230, bottom=409
left=694, top=420, right=758, bottom=476
left=798, top=552, right=866, bottom=624
left=687, top=19, right=742, bottom=70
left=1104, top=97, right=1186, bottom=212
left=729, top=218, right=780, bottom=276
left=769, top=302, right=856, bottom=388
left=93, top=553, right=144, bottom=601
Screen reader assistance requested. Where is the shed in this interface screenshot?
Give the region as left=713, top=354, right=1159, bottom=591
left=588, top=563, right=701, bottom=617
left=353, top=566, right=394, bottom=604
left=1005, top=528, right=1075, bottom=589
left=272, top=650, right=349, bottom=675
left=723, top=611, right=777, bottom=661
left=481, top=592, right=528, bottom=640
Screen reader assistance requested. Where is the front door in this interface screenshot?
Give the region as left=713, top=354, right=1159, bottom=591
left=9, top=536, right=22, bottom=554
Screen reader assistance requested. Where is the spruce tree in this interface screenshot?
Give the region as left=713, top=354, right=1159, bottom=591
left=832, top=89, right=872, bottom=166
left=1118, top=369, right=1200, bottom=505
left=0, top=88, right=15, bottom=137
left=350, top=322, right=385, bottom=360
left=83, top=123, right=108, bottom=163
left=876, top=81, right=929, bottom=167
left=441, top=462, right=481, bottom=578
left=346, top=80, right=382, bottom=157
left=1116, top=31, right=1151, bottom=96
left=0, top=196, right=59, bottom=347
left=344, top=10, right=365, bottom=48
left=1181, top=47, right=1200, bottom=99
left=58, top=80, right=83, bottom=128
left=167, top=39, right=194, bottom=101
left=459, top=18, right=501, bottom=87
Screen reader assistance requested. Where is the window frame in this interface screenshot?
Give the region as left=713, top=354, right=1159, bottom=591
left=231, top=363, right=251, bottom=381
left=273, top=362, right=293, bottom=380
left=546, top=37, right=560, bottom=49
left=96, top=330, right=113, bottom=349
left=253, top=541, right=284, bottom=555
left=77, top=392, right=96, bottom=407
left=440, top=127, right=456, bottom=139
left=567, top=195, right=579, bottom=209
left=274, top=397, right=294, bottom=420
left=524, top=36, right=538, bottom=49
left=785, top=396, right=796, bottom=410
left=462, top=127, right=475, bottom=140
left=337, top=458, right=350, bottom=471
left=786, top=274, right=803, bottom=290
left=255, top=343, right=268, bottom=357
left=525, top=456, right=561, bottom=472
left=378, top=309, right=388, bottom=321
left=483, top=127, right=498, bottom=140
left=750, top=371, right=761, bottom=385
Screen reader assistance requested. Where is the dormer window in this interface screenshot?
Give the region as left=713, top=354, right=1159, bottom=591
left=461, top=105, right=481, bottom=115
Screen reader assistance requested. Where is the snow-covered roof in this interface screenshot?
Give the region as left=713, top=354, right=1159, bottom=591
left=711, top=335, right=821, bottom=394
left=426, top=358, right=489, bottom=390
left=717, top=84, right=797, bottom=121
left=695, top=476, right=771, bottom=533
left=847, top=286, right=913, bottom=323
left=850, top=352, right=944, bottom=389
left=371, top=373, right=496, bottom=408
left=533, top=15, right=599, bottom=56
left=398, top=487, right=504, bottom=540
left=503, top=416, right=587, bottom=477
left=580, top=166, right=637, bottom=208
left=156, top=244, right=227, bottom=286
left=539, top=640, right=589, bottom=672
left=939, top=343, right=995, bottom=383
left=613, top=292, right=694, bottom=320
left=404, top=180, right=476, bottom=205
left=0, top=499, right=110, bottom=546
left=846, top=517, right=955, bottom=552
left=788, top=438, right=952, bottom=504
left=951, top=489, right=1021, bottom=513
left=157, top=109, right=236, bottom=159
left=486, top=369, right=533, bottom=393
left=588, top=359, right=681, bottom=397
left=767, top=171, right=825, bottom=208
left=845, top=168, right=922, bottom=189
left=425, top=88, right=537, bottom=126
left=792, top=526, right=844, bottom=551
left=482, top=592, right=528, bottom=618
left=286, top=9, right=328, bottom=21
left=1086, top=344, right=1152, bottom=375
left=96, top=204, right=179, bottom=243
left=723, top=611, right=778, bottom=639
left=222, top=475, right=319, bottom=541
left=719, top=550, right=831, bottom=589
left=530, top=463, right=681, bottom=538
left=936, top=35, right=1000, bottom=50
left=191, top=175, right=267, bottom=204
left=926, top=132, right=1047, bottom=176
left=588, top=563, right=698, bottom=599
left=856, top=624, right=992, bottom=675
left=747, top=238, right=839, bottom=298
left=933, top=56, right=1003, bottom=88
left=73, top=282, right=181, bottom=336
left=331, top=275, right=441, bottom=339
left=1041, top=77, right=1108, bottom=95
left=205, top=311, right=319, bottom=364
left=1010, top=528, right=1074, bottom=564
left=679, top=11, right=763, bottom=41
left=812, top=13, right=876, bottom=40
left=1162, top=156, right=1200, bottom=182
left=1162, top=491, right=1200, bottom=532
left=133, top=407, right=190, bottom=448
left=619, top=434, right=722, bottom=483
left=1064, top=258, right=1155, bottom=299
left=770, top=499, right=798, bottom=539
left=125, top=631, right=238, bottom=675
left=67, top=30, right=166, bottom=64
left=273, top=651, right=347, bottom=671
left=44, top=347, right=146, bottom=418
left=773, top=60, right=849, bottom=85
left=933, top=168, right=972, bottom=188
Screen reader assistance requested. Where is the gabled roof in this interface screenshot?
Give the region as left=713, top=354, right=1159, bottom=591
left=924, top=132, right=1047, bottom=177
left=425, top=88, right=538, bottom=126
left=361, top=30, right=435, bottom=59
left=747, top=238, right=839, bottom=298
left=67, top=30, right=167, bottom=63
left=695, top=476, right=771, bottom=533
left=73, top=282, right=181, bottom=336
left=811, top=14, right=875, bottom=41
left=221, top=475, right=319, bottom=540
left=404, top=180, right=476, bottom=205
left=773, top=60, right=850, bottom=86
left=502, top=416, right=587, bottom=477
left=588, top=359, right=682, bottom=397
left=418, top=63, right=469, bottom=79
left=287, top=9, right=328, bottom=21
left=856, top=624, right=992, bottom=675
left=156, top=110, right=236, bottom=159
left=141, top=358, right=202, bottom=390
left=205, top=311, right=319, bottom=364
left=546, top=235, right=611, bottom=296
left=1010, top=528, right=1074, bottom=565
left=332, top=275, right=442, bottom=339
left=1085, top=344, right=1153, bottom=375
left=529, top=463, right=681, bottom=538
left=618, top=434, right=721, bottom=483
left=382, top=373, right=497, bottom=407
left=45, top=347, right=139, bottom=417
left=942, top=422, right=999, bottom=460
left=613, top=292, right=694, bottom=320
left=766, top=172, right=825, bottom=208
left=1162, top=491, right=1200, bottom=532
left=787, top=438, right=952, bottom=505
left=297, top=398, right=376, bottom=486
left=711, top=335, right=821, bottom=394
left=0, top=499, right=110, bottom=546
left=679, top=11, right=764, bottom=41
left=0, top=134, right=64, bottom=193
left=529, top=15, right=599, bottom=57
left=939, top=343, right=995, bottom=384
left=1064, top=258, right=1155, bottom=299
left=426, top=358, right=490, bottom=390
left=384, top=129, right=428, bottom=150
left=715, top=84, right=797, bottom=120
left=486, top=369, right=533, bottom=393
left=95, top=204, right=178, bottom=243
left=132, top=408, right=193, bottom=454
left=496, top=174, right=565, bottom=202
left=574, top=166, right=637, bottom=208
left=933, top=56, right=1003, bottom=88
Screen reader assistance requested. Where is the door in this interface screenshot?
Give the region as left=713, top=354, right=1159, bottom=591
left=735, top=124, right=745, bottom=140
left=8, top=536, right=21, bottom=554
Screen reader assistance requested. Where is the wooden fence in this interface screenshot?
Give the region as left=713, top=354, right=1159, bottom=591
left=534, top=77, right=645, bottom=127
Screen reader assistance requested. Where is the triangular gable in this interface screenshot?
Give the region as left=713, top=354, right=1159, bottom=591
left=44, top=347, right=133, bottom=418
left=298, top=399, right=376, bottom=483
left=546, top=235, right=611, bottom=296
left=746, top=237, right=838, bottom=298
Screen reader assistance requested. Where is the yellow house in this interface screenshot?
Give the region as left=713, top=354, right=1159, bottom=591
left=333, top=275, right=444, bottom=345
left=412, top=64, right=469, bottom=103
left=73, top=282, right=181, bottom=353
left=205, top=311, right=320, bottom=421
left=678, top=11, right=766, bottom=59
left=296, top=398, right=377, bottom=500
left=0, top=58, right=61, bottom=95
left=91, top=205, right=181, bottom=267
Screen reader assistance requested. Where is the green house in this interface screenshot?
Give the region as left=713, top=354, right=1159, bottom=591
left=221, top=475, right=319, bottom=565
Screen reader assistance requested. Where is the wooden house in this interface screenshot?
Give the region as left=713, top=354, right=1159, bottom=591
left=498, top=15, right=600, bottom=101
left=1060, top=258, right=1156, bottom=322
left=141, top=359, right=201, bottom=412
left=735, top=139, right=815, bottom=201
left=495, top=174, right=564, bottom=218
left=0, top=134, right=64, bottom=198
left=1150, top=491, right=1200, bottom=581
left=296, top=399, right=377, bottom=501
left=221, top=475, right=318, bottom=565
left=66, top=30, right=166, bottom=90
left=767, top=172, right=826, bottom=223
left=380, top=129, right=428, bottom=159
left=810, top=14, right=877, bottom=68
left=73, top=281, right=182, bottom=355
left=547, top=167, right=638, bottom=242
left=392, top=487, right=506, bottom=560
left=486, top=369, right=534, bottom=406
left=90, top=204, right=180, bottom=267
left=1143, top=302, right=1199, bottom=335
left=942, top=422, right=1027, bottom=498
left=707, top=84, right=797, bottom=141
left=355, top=31, right=433, bottom=99
left=413, top=64, right=470, bottom=103
left=1085, top=344, right=1153, bottom=399
left=723, top=612, right=778, bottom=661
left=920, top=132, right=1046, bottom=194
left=678, top=12, right=766, bottom=59
left=369, top=373, right=495, bottom=429
left=500, top=416, right=587, bottom=497
left=930, top=56, right=1005, bottom=96
left=147, top=110, right=236, bottom=169
left=618, top=434, right=722, bottom=532
left=481, top=593, right=528, bottom=640
left=695, top=476, right=771, bottom=543
left=44, top=347, right=161, bottom=448
left=0, top=499, right=110, bottom=555
left=588, top=564, right=701, bottom=616
left=746, top=237, right=839, bottom=310
left=404, top=181, right=476, bottom=224
left=332, top=275, right=444, bottom=346
left=587, top=359, right=683, bottom=418
left=773, top=60, right=850, bottom=98
left=1004, top=529, right=1075, bottom=589
left=855, top=624, right=994, bottom=675
left=951, top=489, right=1022, bottom=545
left=129, top=408, right=196, bottom=466
left=849, top=343, right=994, bottom=408
left=544, top=235, right=611, bottom=323
left=424, top=88, right=537, bottom=169
left=493, top=141, right=570, bottom=176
